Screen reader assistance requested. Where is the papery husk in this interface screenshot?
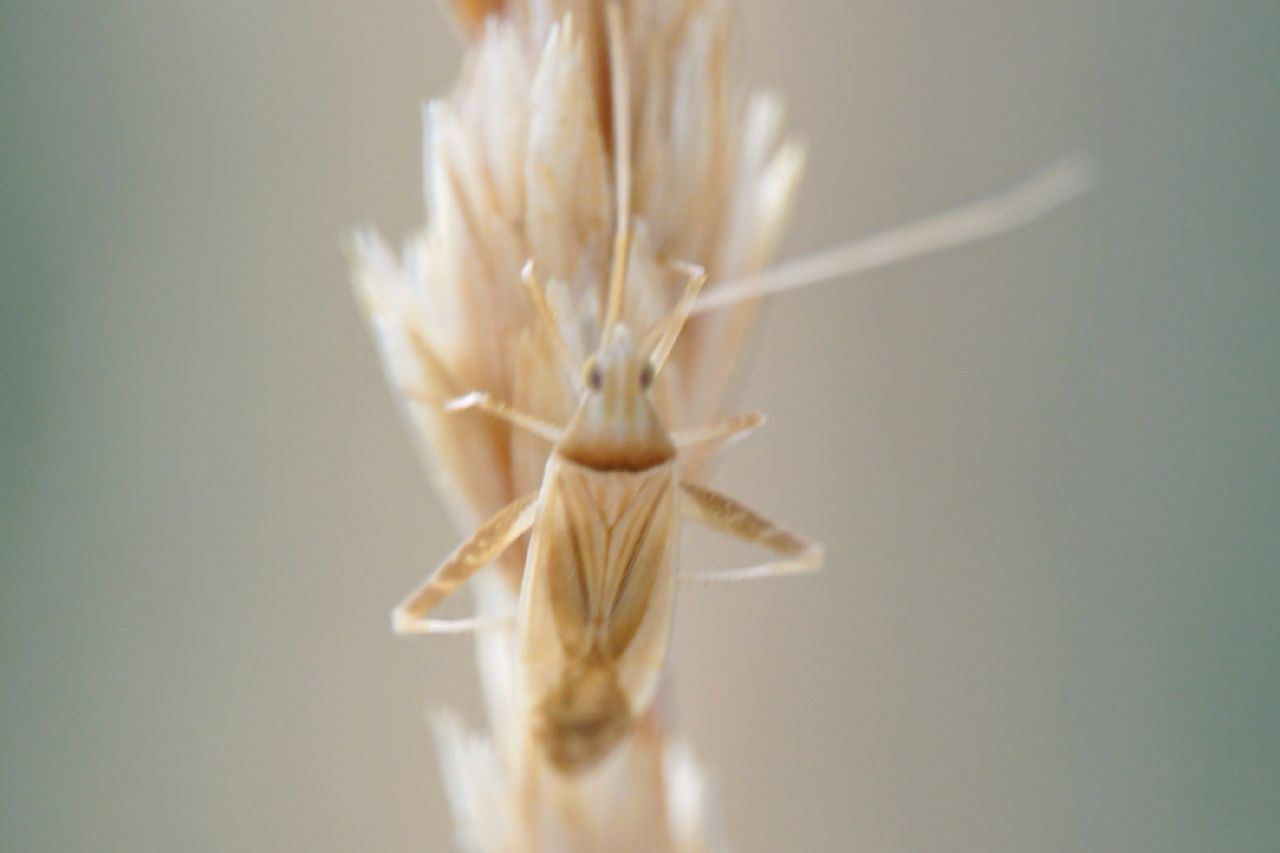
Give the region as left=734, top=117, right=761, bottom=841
left=351, top=1, right=802, bottom=849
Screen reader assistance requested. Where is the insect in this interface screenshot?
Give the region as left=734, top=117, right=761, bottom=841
left=392, top=241, right=822, bottom=776
left=384, top=0, right=1092, bottom=775
left=389, top=4, right=822, bottom=774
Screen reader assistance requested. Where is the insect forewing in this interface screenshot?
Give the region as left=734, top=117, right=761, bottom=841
left=518, top=455, right=679, bottom=772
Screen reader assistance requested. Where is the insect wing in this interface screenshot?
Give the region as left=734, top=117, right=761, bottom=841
left=518, top=457, right=679, bottom=760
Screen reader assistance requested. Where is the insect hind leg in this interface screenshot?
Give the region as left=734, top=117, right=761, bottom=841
left=391, top=492, right=539, bottom=635
left=393, top=613, right=515, bottom=635
left=677, top=480, right=823, bottom=583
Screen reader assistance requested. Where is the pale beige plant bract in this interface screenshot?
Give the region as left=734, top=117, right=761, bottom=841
left=352, top=1, right=802, bottom=849
left=350, top=1, right=1093, bottom=850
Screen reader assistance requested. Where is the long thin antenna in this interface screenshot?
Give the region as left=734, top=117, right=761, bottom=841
left=691, top=153, right=1097, bottom=315
left=601, top=1, right=632, bottom=344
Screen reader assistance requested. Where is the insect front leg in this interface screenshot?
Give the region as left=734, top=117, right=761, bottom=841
left=520, top=260, right=580, bottom=386
left=407, top=388, right=563, bottom=444
left=391, top=492, right=539, bottom=635
left=677, top=481, right=823, bottom=583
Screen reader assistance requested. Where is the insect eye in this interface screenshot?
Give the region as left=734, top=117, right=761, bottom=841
left=584, top=358, right=603, bottom=391
left=638, top=362, right=654, bottom=390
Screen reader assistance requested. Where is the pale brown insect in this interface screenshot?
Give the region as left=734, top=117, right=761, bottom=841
left=388, top=1, right=1094, bottom=776
left=390, top=4, right=823, bottom=775
left=391, top=247, right=822, bottom=773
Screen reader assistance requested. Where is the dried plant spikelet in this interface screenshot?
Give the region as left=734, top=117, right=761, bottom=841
left=525, top=19, right=612, bottom=286
left=353, top=1, right=803, bottom=850
left=354, top=0, right=803, bottom=562
left=354, top=7, right=1094, bottom=853
left=445, top=0, right=509, bottom=40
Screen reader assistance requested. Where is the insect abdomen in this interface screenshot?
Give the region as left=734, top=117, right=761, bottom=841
left=533, top=652, right=631, bottom=773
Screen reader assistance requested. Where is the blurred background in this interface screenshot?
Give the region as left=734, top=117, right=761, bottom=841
left=3, top=1, right=1277, bottom=850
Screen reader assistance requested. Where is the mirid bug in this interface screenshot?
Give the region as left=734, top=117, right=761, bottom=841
left=391, top=252, right=820, bottom=773
left=389, top=5, right=822, bottom=774
left=385, top=1, right=1094, bottom=775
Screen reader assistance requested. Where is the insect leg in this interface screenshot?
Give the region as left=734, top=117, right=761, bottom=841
left=391, top=492, right=539, bottom=635
left=645, top=261, right=708, bottom=375
left=677, top=481, right=823, bottom=583
left=520, top=260, right=580, bottom=386
left=672, top=412, right=765, bottom=450
left=407, top=390, right=563, bottom=444
left=399, top=613, right=514, bottom=634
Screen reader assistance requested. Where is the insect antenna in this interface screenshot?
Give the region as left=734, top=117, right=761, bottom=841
left=601, top=1, right=632, bottom=347
left=690, top=153, right=1097, bottom=315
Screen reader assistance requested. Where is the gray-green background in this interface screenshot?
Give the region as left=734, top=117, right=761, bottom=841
left=3, top=1, right=1277, bottom=850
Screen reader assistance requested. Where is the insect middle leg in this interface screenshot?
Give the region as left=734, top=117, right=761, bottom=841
left=391, top=492, right=539, bottom=635
left=677, top=481, right=823, bottom=582
left=673, top=412, right=765, bottom=450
